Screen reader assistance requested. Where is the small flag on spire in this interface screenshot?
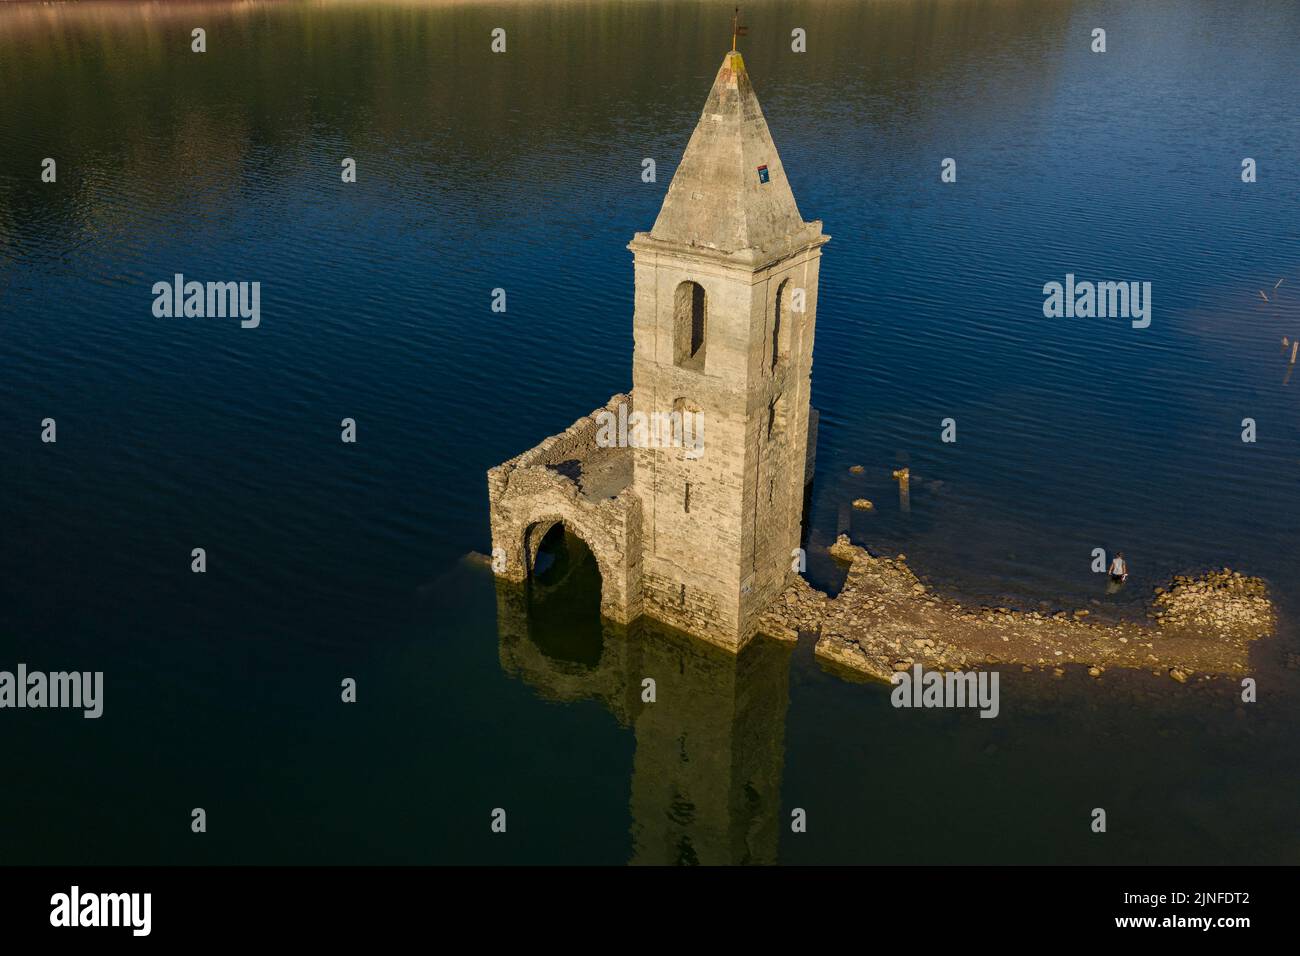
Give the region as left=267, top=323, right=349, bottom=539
left=731, top=7, right=749, bottom=52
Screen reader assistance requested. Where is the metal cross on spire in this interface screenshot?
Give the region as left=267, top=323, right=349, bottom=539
left=731, top=6, right=749, bottom=52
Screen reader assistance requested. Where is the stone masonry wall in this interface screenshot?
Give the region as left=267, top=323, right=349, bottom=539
left=487, top=393, right=643, bottom=623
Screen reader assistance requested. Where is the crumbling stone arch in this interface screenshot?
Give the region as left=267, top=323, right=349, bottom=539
left=524, top=518, right=563, bottom=571
left=523, top=515, right=611, bottom=585
left=513, top=510, right=622, bottom=617
left=487, top=394, right=644, bottom=626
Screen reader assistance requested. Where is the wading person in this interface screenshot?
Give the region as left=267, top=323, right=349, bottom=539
left=1108, top=552, right=1128, bottom=584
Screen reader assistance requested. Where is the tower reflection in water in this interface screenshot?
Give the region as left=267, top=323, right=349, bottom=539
left=494, top=527, right=792, bottom=865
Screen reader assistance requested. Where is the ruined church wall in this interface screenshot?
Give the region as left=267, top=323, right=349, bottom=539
left=486, top=394, right=643, bottom=623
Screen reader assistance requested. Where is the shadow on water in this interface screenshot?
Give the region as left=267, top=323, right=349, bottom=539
left=495, top=571, right=793, bottom=865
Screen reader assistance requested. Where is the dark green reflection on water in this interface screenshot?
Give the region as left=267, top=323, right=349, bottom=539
left=497, top=566, right=791, bottom=865
left=525, top=527, right=605, bottom=667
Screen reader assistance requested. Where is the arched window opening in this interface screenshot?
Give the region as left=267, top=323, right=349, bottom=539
left=673, top=281, right=707, bottom=370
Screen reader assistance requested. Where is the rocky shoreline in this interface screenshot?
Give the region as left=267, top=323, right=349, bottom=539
left=759, top=535, right=1275, bottom=684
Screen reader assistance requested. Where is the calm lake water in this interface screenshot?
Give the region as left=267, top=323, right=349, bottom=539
left=2, top=0, right=1298, bottom=864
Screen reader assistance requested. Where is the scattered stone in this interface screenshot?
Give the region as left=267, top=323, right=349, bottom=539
left=791, top=538, right=1273, bottom=686
left=851, top=498, right=874, bottom=511
left=849, top=464, right=865, bottom=474
left=1169, top=668, right=1188, bottom=683
left=756, top=574, right=830, bottom=642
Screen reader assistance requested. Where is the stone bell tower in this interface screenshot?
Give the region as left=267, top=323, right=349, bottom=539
left=627, top=50, right=828, bottom=650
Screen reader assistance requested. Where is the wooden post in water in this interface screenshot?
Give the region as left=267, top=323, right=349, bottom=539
left=893, top=466, right=911, bottom=514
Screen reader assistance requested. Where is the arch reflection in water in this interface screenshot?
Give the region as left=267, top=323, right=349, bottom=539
left=494, top=568, right=792, bottom=865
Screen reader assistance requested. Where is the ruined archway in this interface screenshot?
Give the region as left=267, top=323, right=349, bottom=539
left=522, top=519, right=607, bottom=666
left=524, top=518, right=563, bottom=575
left=486, top=394, right=644, bottom=626
left=527, top=521, right=601, bottom=590
left=520, top=515, right=622, bottom=605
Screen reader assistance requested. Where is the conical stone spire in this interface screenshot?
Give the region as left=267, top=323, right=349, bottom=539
left=649, top=51, right=817, bottom=258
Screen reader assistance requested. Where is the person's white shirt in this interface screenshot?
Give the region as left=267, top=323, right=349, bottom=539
left=1109, top=557, right=1127, bottom=577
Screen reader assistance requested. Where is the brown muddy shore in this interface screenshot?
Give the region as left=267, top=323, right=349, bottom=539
left=759, top=535, right=1276, bottom=684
